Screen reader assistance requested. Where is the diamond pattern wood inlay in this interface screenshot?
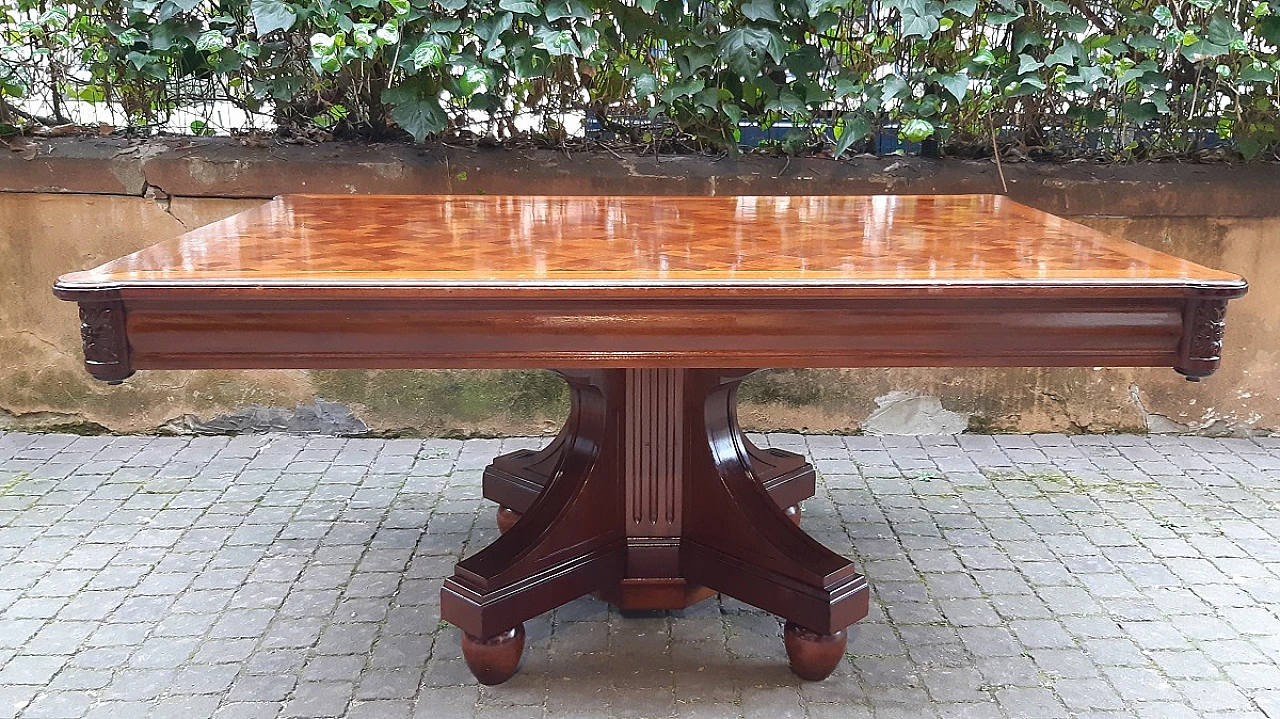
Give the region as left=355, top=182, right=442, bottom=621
left=55, top=194, right=1243, bottom=290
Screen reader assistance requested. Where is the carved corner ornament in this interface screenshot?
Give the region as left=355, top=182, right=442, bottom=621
left=1176, top=299, right=1228, bottom=381
left=78, top=302, right=133, bottom=383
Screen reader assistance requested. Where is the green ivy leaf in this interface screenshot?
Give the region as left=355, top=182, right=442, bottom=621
left=1206, top=14, right=1244, bottom=45
left=1180, top=35, right=1228, bottom=61
left=410, top=41, right=445, bottom=69
left=37, top=6, right=71, bottom=27
left=1236, top=137, right=1264, bottom=159
left=458, top=66, right=492, bottom=95
left=1121, top=100, right=1160, bottom=123
left=376, top=23, right=399, bottom=46
left=804, top=82, right=831, bottom=104
left=807, top=0, right=843, bottom=16
left=1128, top=34, right=1161, bottom=50
left=352, top=23, right=376, bottom=48
left=987, top=7, right=1025, bottom=25
left=1065, top=64, right=1106, bottom=88
left=970, top=48, right=997, bottom=65
left=149, top=21, right=200, bottom=52
left=196, top=29, right=228, bottom=51
left=915, top=93, right=941, bottom=117
left=947, top=0, right=978, bottom=17
left=934, top=72, right=968, bottom=101
left=542, top=1, right=578, bottom=21
left=1241, top=64, right=1277, bottom=82
left=632, top=67, right=659, bottom=99
left=1150, top=90, right=1170, bottom=114
left=743, top=0, right=782, bottom=22
left=717, top=25, right=784, bottom=77
left=693, top=86, right=721, bottom=107
left=157, top=1, right=184, bottom=23
left=1036, top=0, right=1071, bottom=13
left=542, top=29, right=581, bottom=56
left=1259, top=16, right=1280, bottom=46
left=498, top=0, right=540, bottom=15
left=833, top=113, right=872, bottom=158
left=900, top=118, right=934, bottom=142
left=474, top=13, right=514, bottom=45
left=881, top=73, right=909, bottom=100
left=901, top=10, right=939, bottom=39
left=250, top=0, right=296, bottom=35
left=1010, top=76, right=1047, bottom=94
left=770, top=88, right=808, bottom=115
left=1044, top=39, right=1080, bottom=67
left=1056, top=15, right=1089, bottom=32
left=383, top=85, right=447, bottom=142
left=660, top=76, right=705, bottom=103
left=310, top=32, right=337, bottom=56
left=833, top=74, right=862, bottom=98
left=723, top=102, right=743, bottom=125
left=676, top=46, right=716, bottom=74
left=786, top=46, right=824, bottom=75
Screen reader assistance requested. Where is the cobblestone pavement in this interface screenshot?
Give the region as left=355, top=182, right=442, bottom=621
left=1, top=432, right=1279, bottom=719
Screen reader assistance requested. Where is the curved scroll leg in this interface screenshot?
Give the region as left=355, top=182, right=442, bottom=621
left=784, top=621, right=847, bottom=681
left=681, top=370, right=867, bottom=676
left=495, top=506, right=521, bottom=535
left=461, top=624, right=526, bottom=686
left=441, top=370, right=626, bottom=684
left=784, top=504, right=802, bottom=527
left=482, top=385, right=576, bottom=516
left=743, top=437, right=817, bottom=511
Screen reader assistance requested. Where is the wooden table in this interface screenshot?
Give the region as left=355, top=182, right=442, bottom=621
left=55, top=194, right=1247, bottom=685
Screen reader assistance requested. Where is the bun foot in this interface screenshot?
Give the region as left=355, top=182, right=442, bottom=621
left=784, top=504, right=802, bottom=527
left=783, top=621, right=846, bottom=681
left=461, top=624, right=525, bottom=685
left=496, top=506, right=522, bottom=534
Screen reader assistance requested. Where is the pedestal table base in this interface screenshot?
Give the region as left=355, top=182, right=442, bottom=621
left=440, top=369, right=869, bottom=685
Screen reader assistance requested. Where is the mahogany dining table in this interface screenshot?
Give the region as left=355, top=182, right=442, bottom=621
left=54, top=194, right=1247, bottom=685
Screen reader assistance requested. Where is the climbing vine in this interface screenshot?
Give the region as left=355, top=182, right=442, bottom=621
left=1, top=0, right=1277, bottom=158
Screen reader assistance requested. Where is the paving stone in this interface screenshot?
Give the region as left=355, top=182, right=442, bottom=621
left=281, top=681, right=353, bottom=718
left=1101, top=666, right=1181, bottom=702
left=19, top=690, right=94, bottom=719
left=1, top=431, right=1278, bottom=719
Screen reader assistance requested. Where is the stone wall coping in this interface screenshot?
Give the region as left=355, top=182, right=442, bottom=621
left=2, top=137, right=1278, bottom=217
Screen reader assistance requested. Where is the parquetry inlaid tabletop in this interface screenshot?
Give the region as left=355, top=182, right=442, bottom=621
left=55, top=194, right=1244, bottom=292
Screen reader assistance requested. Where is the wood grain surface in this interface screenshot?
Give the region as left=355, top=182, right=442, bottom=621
left=55, top=194, right=1245, bottom=292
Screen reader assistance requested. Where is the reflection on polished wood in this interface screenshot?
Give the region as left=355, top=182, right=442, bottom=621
left=57, top=194, right=1242, bottom=288
left=53, top=194, right=1248, bottom=685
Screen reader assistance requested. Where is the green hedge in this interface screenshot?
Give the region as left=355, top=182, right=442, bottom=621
left=2, top=0, right=1278, bottom=158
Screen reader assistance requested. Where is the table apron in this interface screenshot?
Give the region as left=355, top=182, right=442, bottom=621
left=117, top=297, right=1187, bottom=370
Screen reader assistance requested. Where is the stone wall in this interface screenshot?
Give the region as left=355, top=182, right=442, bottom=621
left=2, top=138, right=1276, bottom=436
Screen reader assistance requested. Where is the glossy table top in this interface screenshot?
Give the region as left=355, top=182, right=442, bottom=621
left=56, top=194, right=1245, bottom=293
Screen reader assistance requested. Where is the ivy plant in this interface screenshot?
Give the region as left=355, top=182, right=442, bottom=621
left=0, top=0, right=1276, bottom=158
